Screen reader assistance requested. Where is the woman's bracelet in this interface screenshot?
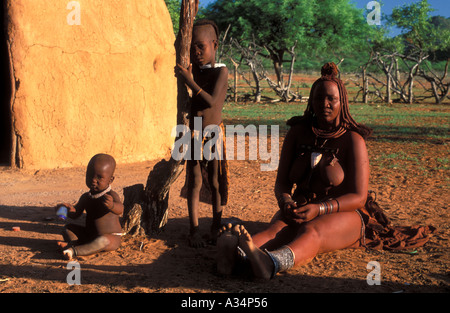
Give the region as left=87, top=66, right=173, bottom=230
left=318, top=198, right=340, bottom=216
left=318, top=202, right=326, bottom=215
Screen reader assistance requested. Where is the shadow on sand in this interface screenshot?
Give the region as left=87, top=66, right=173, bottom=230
left=0, top=205, right=447, bottom=294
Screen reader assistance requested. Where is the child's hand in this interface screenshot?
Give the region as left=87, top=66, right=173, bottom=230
left=102, top=194, right=114, bottom=211
left=56, top=203, right=76, bottom=213
left=175, top=63, right=193, bottom=83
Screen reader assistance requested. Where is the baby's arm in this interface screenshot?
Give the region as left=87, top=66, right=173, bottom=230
left=56, top=194, right=86, bottom=219
left=102, top=191, right=124, bottom=216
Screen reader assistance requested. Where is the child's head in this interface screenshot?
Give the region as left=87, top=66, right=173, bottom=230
left=85, top=154, right=116, bottom=192
left=191, top=19, right=219, bottom=67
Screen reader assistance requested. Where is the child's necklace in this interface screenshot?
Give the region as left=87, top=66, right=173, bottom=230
left=88, top=185, right=111, bottom=199
left=199, top=63, right=226, bottom=70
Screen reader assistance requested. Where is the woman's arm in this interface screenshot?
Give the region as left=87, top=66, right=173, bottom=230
left=334, top=131, right=369, bottom=211
left=274, top=125, right=298, bottom=208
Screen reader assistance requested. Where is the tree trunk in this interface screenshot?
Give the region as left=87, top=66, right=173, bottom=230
left=386, top=73, right=391, bottom=104
left=408, top=75, right=415, bottom=104
left=250, top=65, right=261, bottom=102
left=232, top=60, right=238, bottom=102
left=122, top=0, right=198, bottom=236
left=362, top=67, right=368, bottom=103
left=284, top=42, right=297, bottom=102
left=271, top=50, right=285, bottom=90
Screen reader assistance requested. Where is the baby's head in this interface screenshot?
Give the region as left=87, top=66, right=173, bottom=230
left=191, top=19, right=219, bottom=67
left=85, top=153, right=116, bottom=193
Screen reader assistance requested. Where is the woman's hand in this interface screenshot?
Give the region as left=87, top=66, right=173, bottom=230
left=282, top=200, right=298, bottom=219
left=291, top=203, right=320, bottom=223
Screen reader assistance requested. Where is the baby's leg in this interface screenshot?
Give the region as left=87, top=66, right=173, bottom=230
left=58, top=224, right=87, bottom=250
left=63, top=234, right=121, bottom=259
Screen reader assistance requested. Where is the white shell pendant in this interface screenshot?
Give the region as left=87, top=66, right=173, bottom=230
left=311, top=152, right=322, bottom=169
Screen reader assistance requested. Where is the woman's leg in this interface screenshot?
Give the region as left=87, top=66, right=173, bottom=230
left=287, top=211, right=362, bottom=262
left=237, top=211, right=363, bottom=279
left=252, top=212, right=295, bottom=247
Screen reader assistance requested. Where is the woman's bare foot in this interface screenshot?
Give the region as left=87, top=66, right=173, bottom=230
left=216, top=224, right=239, bottom=276
left=236, top=225, right=274, bottom=280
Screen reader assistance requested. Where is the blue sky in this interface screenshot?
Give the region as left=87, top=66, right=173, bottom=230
left=199, top=0, right=450, bottom=17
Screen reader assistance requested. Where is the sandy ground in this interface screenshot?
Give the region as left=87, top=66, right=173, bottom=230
left=0, top=136, right=448, bottom=295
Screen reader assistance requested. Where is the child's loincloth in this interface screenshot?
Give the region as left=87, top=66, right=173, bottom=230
left=180, top=122, right=229, bottom=206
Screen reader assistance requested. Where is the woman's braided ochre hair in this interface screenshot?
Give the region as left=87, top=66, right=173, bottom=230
left=303, top=62, right=372, bottom=138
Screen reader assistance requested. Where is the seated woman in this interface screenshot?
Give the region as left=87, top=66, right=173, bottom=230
left=216, top=62, right=434, bottom=280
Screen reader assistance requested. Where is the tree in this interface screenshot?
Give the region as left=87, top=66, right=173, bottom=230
left=165, top=0, right=207, bottom=35
left=429, top=16, right=450, bottom=62
left=385, top=0, right=447, bottom=103
left=205, top=0, right=314, bottom=90
left=360, top=0, right=449, bottom=104
left=205, top=0, right=373, bottom=93
left=122, top=0, right=199, bottom=236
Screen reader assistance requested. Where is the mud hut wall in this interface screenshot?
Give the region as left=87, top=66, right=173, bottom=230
left=6, top=0, right=177, bottom=169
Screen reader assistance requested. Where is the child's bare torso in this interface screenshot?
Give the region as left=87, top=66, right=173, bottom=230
left=82, top=192, right=122, bottom=236
left=191, top=66, right=225, bottom=127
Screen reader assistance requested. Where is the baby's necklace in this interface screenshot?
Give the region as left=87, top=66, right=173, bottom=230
left=88, top=185, right=111, bottom=199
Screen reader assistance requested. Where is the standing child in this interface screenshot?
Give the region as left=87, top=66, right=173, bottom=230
left=56, top=153, right=124, bottom=259
left=176, top=19, right=229, bottom=247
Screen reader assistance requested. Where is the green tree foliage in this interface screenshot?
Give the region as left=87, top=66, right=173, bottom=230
left=430, top=16, right=450, bottom=62
left=372, top=0, right=450, bottom=71
left=165, top=0, right=448, bottom=75
left=205, top=0, right=313, bottom=80
left=388, top=0, right=449, bottom=55
left=164, top=0, right=207, bottom=35
left=203, top=0, right=375, bottom=73
left=164, top=0, right=181, bottom=35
